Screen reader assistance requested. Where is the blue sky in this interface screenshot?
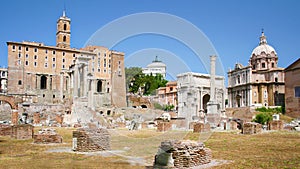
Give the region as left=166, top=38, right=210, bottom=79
left=1, top=0, right=300, bottom=81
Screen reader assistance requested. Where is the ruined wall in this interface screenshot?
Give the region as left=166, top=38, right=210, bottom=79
left=193, top=122, right=210, bottom=133
left=0, top=124, right=11, bottom=136
left=33, top=128, right=62, bottom=144
left=72, top=128, right=110, bottom=152
left=11, top=124, right=34, bottom=139
left=242, top=122, right=262, bottom=134
left=268, top=120, right=283, bottom=130
left=154, top=140, right=212, bottom=168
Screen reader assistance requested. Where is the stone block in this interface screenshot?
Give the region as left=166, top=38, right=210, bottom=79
left=242, top=122, right=262, bottom=134
left=11, top=124, right=34, bottom=139
left=33, top=128, right=62, bottom=144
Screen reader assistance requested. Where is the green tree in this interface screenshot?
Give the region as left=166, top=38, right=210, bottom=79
left=125, top=67, right=143, bottom=93
left=253, top=112, right=273, bottom=125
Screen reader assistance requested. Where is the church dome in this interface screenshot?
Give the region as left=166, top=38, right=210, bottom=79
left=147, top=56, right=166, bottom=68
left=251, top=31, right=277, bottom=56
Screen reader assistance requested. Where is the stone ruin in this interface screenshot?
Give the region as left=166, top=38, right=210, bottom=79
left=33, top=128, right=62, bottom=144
left=154, top=140, right=212, bottom=168
left=268, top=120, right=283, bottom=130
left=242, top=122, right=262, bottom=134
left=192, top=122, right=211, bottom=133
left=0, top=124, right=34, bottom=140
left=72, top=128, right=110, bottom=152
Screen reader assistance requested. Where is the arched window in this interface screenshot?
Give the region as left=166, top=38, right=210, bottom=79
left=63, top=23, right=67, bottom=31
left=63, top=36, right=66, bottom=42
left=97, top=80, right=102, bottom=92
left=18, top=80, right=22, bottom=85
left=41, top=75, right=47, bottom=89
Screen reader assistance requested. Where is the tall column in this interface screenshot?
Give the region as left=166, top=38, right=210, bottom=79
left=210, top=55, right=216, bottom=101
left=74, top=64, right=79, bottom=97
left=60, top=72, right=64, bottom=102
left=83, top=64, right=88, bottom=97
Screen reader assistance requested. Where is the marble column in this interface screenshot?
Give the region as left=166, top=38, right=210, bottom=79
left=74, top=64, right=79, bottom=97
left=60, top=72, right=64, bottom=102
left=83, top=64, right=88, bottom=97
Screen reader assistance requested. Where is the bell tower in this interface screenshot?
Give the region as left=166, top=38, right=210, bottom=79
left=56, top=10, right=71, bottom=48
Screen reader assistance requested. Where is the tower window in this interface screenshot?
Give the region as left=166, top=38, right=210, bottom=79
left=12, top=45, right=15, bottom=50
left=45, top=63, right=48, bottom=68
left=40, top=75, right=47, bottom=89
left=34, top=48, right=38, bottom=52
left=25, top=61, right=28, bottom=66
left=25, top=47, right=29, bottom=51
left=63, top=52, right=65, bottom=56
left=52, top=64, right=56, bottom=68
left=53, top=51, right=56, bottom=55
left=18, top=53, right=21, bottom=58
left=53, top=58, right=56, bottom=62
left=34, top=62, right=37, bottom=67
left=18, top=46, right=22, bottom=50
left=25, top=54, right=29, bottom=58
left=34, top=55, right=37, bottom=59
left=45, top=49, right=48, bottom=54
left=63, top=36, right=66, bottom=42
left=272, top=62, right=275, bottom=68
left=18, top=80, right=22, bottom=85
left=262, top=63, right=266, bottom=68
left=64, top=23, right=67, bottom=31
left=73, top=54, right=75, bottom=57
left=62, top=58, right=65, bottom=62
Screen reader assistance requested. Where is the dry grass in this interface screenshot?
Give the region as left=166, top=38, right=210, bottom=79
left=1, top=127, right=300, bottom=169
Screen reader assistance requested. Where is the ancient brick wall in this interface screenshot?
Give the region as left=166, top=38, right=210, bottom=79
left=72, top=128, right=110, bottom=152
left=193, top=122, right=210, bottom=133
left=0, top=124, right=12, bottom=136
left=154, top=140, right=212, bottom=168
left=11, top=124, right=34, bottom=139
left=33, top=128, right=62, bottom=144
left=157, top=121, right=172, bottom=132
left=242, top=122, right=262, bottom=134
left=268, top=120, right=283, bottom=130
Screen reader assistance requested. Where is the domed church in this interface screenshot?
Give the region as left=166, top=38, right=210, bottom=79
left=227, top=31, right=285, bottom=107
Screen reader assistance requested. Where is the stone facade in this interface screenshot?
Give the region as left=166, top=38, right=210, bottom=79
left=72, top=128, right=110, bottom=152
left=228, top=32, right=285, bottom=108
left=155, top=81, right=177, bottom=109
left=242, top=122, right=262, bottom=134
left=154, top=140, right=212, bottom=168
left=0, top=68, right=7, bottom=93
left=33, top=128, right=63, bottom=144
left=285, top=58, right=300, bottom=118
left=6, top=11, right=126, bottom=125
left=177, top=72, right=225, bottom=128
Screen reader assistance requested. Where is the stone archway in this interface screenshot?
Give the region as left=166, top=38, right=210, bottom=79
left=0, top=95, right=18, bottom=110
left=202, top=94, right=210, bottom=113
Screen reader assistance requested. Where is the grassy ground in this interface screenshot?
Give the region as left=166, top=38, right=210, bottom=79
left=1, top=127, right=300, bottom=169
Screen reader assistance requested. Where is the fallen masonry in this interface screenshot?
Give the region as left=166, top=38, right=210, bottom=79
left=154, top=140, right=212, bottom=168
left=72, top=128, right=110, bottom=152
left=33, top=128, right=62, bottom=144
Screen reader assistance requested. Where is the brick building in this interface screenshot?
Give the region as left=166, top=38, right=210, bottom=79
left=6, top=11, right=126, bottom=118
left=227, top=31, right=285, bottom=107
left=155, top=81, right=177, bottom=108
left=285, top=58, right=300, bottom=118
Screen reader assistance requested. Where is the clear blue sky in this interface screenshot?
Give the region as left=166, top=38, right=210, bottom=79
left=1, top=0, right=300, bottom=81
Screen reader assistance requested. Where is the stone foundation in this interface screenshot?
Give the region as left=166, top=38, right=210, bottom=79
left=33, top=128, right=62, bottom=144
left=157, top=121, right=172, bottom=132
left=72, top=128, right=110, bottom=152
left=193, top=122, right=210, bottom=133
left=242, top=122, right=262, bottom=134
left=0, top=124, right=12, bottom=136
left=154, top=140, right=212, bottom=168
left=268, top=120, right=283, bottom=130
left=11, top=124, right=34, bottom=139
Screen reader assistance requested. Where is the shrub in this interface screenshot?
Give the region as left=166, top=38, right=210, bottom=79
left=253, top=112, right=273, bottom=125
